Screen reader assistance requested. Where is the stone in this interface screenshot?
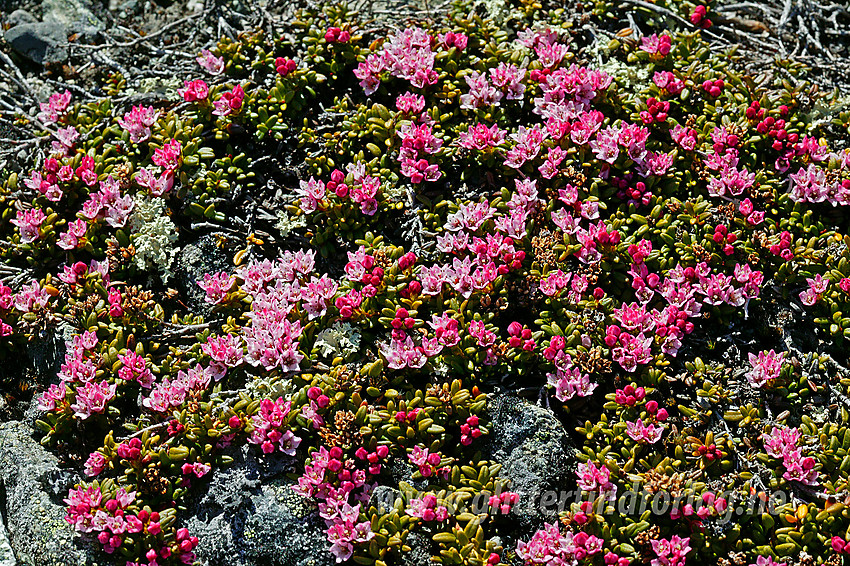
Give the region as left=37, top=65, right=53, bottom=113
left=5, top=10, right=37, bottom=27
left=181, top=444, right=334, bottom=566
left=42, top=0, right=103, bottom=35
left=0, top=512, right=16, bottom=566
left=4, top=22, right=68, bottom=65
left=173, top=234, right=234, bottom=318
left=483, top=393, right=574, bottom=532
left=0, top=421, right=96, bottom=566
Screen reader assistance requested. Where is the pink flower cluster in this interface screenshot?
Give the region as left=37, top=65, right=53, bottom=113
left=650, top=535, right=691, bottom=566
left=196, top=48, right=224, bottom=74
left=762, top=426, right=819, bottom=485
left=653, top=71, right=685, bottom=95
left=745, top=349, right=785, bottom=388
left=248, top=397, right=302, bottom=455
left=799, top=273, right=828, bottom=306
left=37, top=89, right=72, bottom=123
left=546, top=352, right=597, bottom=402
left=576, top=461, right=615, bottom=495
left=408, top=445, right=449, bottom=478
left=406, top=494, right=449, bottom=522
left=516, top=523, right=603, bottom=565
left=626, top=418, right=664, bottom=444
left=213, top=84, right=245, bottom=117
left=142, top=364, right=213, bottom=413
left=293, top=446, right=375, bottom=562
left=486, top=490, right=520, bottom=515
left=354, top=27, right=438, bottom=95
left=117, top=105, right=160, bottom=143
left=118, top=351, right=155, bottom=388
left=232, top=252, right=334, bottom=371
left=52, top=126, right=79, bottom=156
left=80, top=176, right=135, bottom=228
left=178, top=79, right=209, bottom=102
left=11, top=209, right=45, bottom=244
left=201, top=333, right=244, bottom=377
left=398, top=122, right=443, bottom=183
left=324, top=27, right=351, bottom=43
left=275, top=57, right=297, bottom=76
left=670, top=491, right=728, bottom=521
left=198, top=272, right=235, bottom=304
left=832, top=536, right=850, bottom=554
left=460, top=415, right=482, bottom=445
left=640, top=34, right=672, bottom=57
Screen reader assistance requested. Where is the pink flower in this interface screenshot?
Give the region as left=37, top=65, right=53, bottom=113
left=489, top=62, right=526, bottom=100
left=152, top=139, right=182, bottom=171
left=275, top=57, right=297, bottom=76
left=108, top=287, right=124, bottom=317
left=70, top=380, right=117, bottom=419
left=198, top=272, right=234, bottom=304
left=136, top=167, right=174, bottom=196
left=590, top=126, right=620, bottom=163
left=380, top=335, right=425, bottom=370
left=504, top=124, right=548, bottom=169
left=670, top=124, right=698, bottom=150
left=438, top=31, right=468, bottom=50
left=707, top=165, right=755, bottom=197
left=516, top=522, right=575, bottom=565
left=297, top=176, right=326, bottom=213
left=395, top=92, right=425, bottom=114
left=576, top=461, right=615, bottom=494
left=653, top=71, right=684, bottom=94
left=468, top=319, right=496, bottom=347
left=324, top=27, right=350, bottom=43
left=626, top=418, right=664, bottom=444
left=457, top=123, right=505, bottom=150
left=650, top=535, right=691, bottom=566
left=117, top=105, right=160, bottom=143
left=37, top=90, right=72, bottom=123
left=57, top=219, right=88, bottom=250
left=428, top=313, right=460, bottom=347
left=11, top=208, right=46, bottom=244
left=213, top=84, right=245, bottom=117
left=201, top=334, right=244, bottom=368
left=746, top=350, right=785, bottom=388
left=37, top=383, right=66, bottom=411
left=355, top=27, right=437, bottom=94
left=799, top=273, right=827, bottom=306
left=639, top=34, right=672, bottom=57
left=51, top=126, right=79, bottom=155
left=118, top=351, right=155, bottom=388
left=84, top=451, right=107, bottom=477
left=196, top=49, right=224, bottom=74
left=178, top=79, right=209, bottom=102
left=14, top=280, right=51, bottom=312
left=547, top=355, right=597, bottom=401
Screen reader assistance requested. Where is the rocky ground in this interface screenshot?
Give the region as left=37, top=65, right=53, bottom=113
left=0, top=0, right=849, bottom=565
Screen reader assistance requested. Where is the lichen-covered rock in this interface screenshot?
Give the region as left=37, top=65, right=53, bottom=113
left=173, top=234, right=234, bottom=317
left=0, top=513, right=16, bottom=566
left=181, top=444, right=334, bottom=566
left=483, top=394, right=574, bottom=531
left=0, top=421, right=96, bottom=566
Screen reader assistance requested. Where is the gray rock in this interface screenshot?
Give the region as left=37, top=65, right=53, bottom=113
left=483, top=393, right=574, bottom=531
left=0, top=421, right=96, bottom=566
left=182, top=444, right=334, bottom=566
left=5, top=10, right=37, bottom=27
left=42, top=0, right=103, bottom=35
left=0, top=511, right=16, bottom=566
left=4, top=22, right=67, bottom=65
